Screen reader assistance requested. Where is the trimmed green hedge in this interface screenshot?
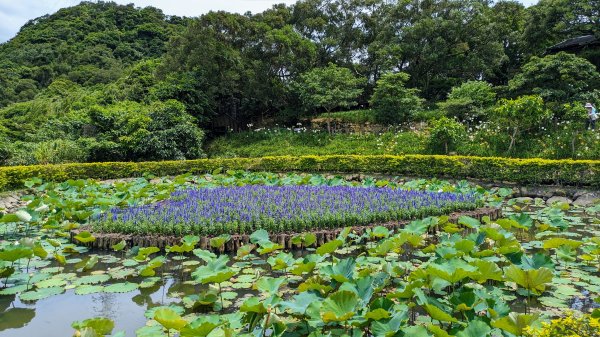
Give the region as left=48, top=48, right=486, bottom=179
left=1, top=155, right=600, bottom=191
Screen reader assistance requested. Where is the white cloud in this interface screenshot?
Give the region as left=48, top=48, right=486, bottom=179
left=0, top=0, right=539, bottom=43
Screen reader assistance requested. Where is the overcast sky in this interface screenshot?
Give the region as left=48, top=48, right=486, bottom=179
left=0, top=0, right=540, bottom=43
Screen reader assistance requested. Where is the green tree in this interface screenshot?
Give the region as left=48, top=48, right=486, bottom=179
left=370, top=72, right=423, bottom=124
left=439, top=81, right=496, bottom=123
left=523, top=0, right=600, bottom=61
left=293, top=64, right=364, bottom=114
left=509, top=52, right=600, bottom=103
left=428, top=117, right=467, bottom=154
left=493, top=95, right=551, bottom=154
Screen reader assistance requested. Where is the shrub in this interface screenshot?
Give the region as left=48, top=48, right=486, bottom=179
left=439, top=81, right=496, bottom=123
left=428, top=117, right=467, bottom=154
left=523, top=311, right=600, bottom=337
left=3, top=154, right=600, bottom=191
left=33, top=139, right=89, bottom=165
left=493, top=95, right=551, bottom=154
left=370, top=73, right=423, bottom=124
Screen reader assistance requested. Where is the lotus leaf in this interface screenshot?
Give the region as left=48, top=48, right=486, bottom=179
left=320, top=290, right=359, bottom=323
left=154, top=307, right=187, bottom=331
left=491, top=312, right=539, bottom=336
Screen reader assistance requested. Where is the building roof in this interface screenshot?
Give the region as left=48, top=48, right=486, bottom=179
left=547, top=35, right=599, bottom=53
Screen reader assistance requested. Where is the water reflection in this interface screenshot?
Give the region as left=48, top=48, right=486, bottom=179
left=0, top=279, right=179, bottom=337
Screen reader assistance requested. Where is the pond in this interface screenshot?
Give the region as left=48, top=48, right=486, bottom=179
left=0, top=172, right=598, bottom=337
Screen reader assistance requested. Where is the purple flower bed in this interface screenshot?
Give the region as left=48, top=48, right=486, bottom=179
left=92, top=185, right=479, bottom=236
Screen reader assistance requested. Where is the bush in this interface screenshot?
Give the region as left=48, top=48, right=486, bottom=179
left=439, top=81, right=496, bottom=123
left=524, top=311, right=600, bottom=337
left=428, top=117, right=467, bottom=154
left=33, top=139, right=89, bottom=165
left=370, top=73, right=423, bottom=124
left=3, top=154, right=600, bottom=191
left=493, top=95, right=551, bottom=154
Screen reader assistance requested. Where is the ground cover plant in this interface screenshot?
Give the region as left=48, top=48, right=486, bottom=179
left=0, top=172, right=598, bottom=337
left=93, top=185, right=478, bottom=236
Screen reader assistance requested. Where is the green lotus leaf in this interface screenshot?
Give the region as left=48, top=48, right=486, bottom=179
left=538, top=296, right=568, bottom=308
left=320, top=290, right=359, bottom=323
left=240, top=296, right=267, bottom=313
left=424, top=304, right=458, bottom=323
left=456, top=319, right=491, bottom=337
left=556, top=246, right=577, bottom=262
left=236, top=244, right=255, bottom=259
left=135, top=324, right=165, bottom=337
left=112, top=240, right=126, bottom=252
left=281, top=292, right=320, bottom=315
left=139, top=277, right=161, bottom=289
left=108, top=267, right=136, bottom=279
left=35, top=278, right=67, bottom=289
left=254, top=276, right=287, bottom=295
left=427, top=324, right=452, bottom=337
left=0, top=284, right=29, bottom=295
left=210, top=234, right=231, bottom=249
left=371, top=226, right=391, bottom=239
left=249, top=229, right=270, bottom=245
left=192, top=255, right=236, bottom=284
left=75, top=285, right=105, bottom=295
left=458, top=216, right=480, bottom=229
left=33, top=243, right=48, bottom=259
left=135, top=247, right=160, bottom=261
left=504, top=265, right=553, bottom=295
left=491, top=312, right=539, bottom=336
left=144, top=305, right=185, bottom=319
left=316, top=239, right=343, bottom=256
left=75, top=255, right=99, bottom=271
left=181, top=235, right=200, bottom=247
left=72, top=318, right=114, bottom=336
left=520, top=253, right=554, bottom=270
left=257, top=242, right=284, bottom=255
left=192, top=249, right=217, bottom=262
left=320, top=257, right=355, bottom=283
left=19, top=286, right=64, bottom=301
left=364, top=308, right=390, bottom=321
left=267, top=252, right=295, bottom=271
left=469, top=259, right=503, bottom=283
left=74, top=231, right=96, bottom=244
left=291, top=261, right=316, bottom=275
left=154, top=307, right=187, bottom=331
left=180, top=315, right=220, bottom=337
left=103, top=282, right=139, bottom=293
left=0, top=214, right=19, bottom=223
left=371, top=311, right=408, bottom=337
left=428, top=259, right=476, bottom=284
left=0, top=245, right=33, bottom=262
left=542, top=238, right=583, bottom=250
left=74, top=274, right=111, bottom=286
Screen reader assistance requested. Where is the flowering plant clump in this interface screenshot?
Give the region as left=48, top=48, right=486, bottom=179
left=92, top=185, right=479, bottom=235
left=523, top=311, right=600, bottom=337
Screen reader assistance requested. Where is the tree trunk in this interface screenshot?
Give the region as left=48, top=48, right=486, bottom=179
left=507, top=127, right=518, bottom=154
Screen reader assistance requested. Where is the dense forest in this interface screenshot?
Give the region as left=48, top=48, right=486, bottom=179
left=0, top=0, right=598, bottom=165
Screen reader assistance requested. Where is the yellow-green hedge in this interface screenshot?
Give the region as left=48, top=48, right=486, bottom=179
left=1, top=155, right=600, bottom=191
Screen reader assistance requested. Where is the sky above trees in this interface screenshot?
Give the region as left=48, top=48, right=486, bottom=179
left=1, top=0, right=539, bottom=42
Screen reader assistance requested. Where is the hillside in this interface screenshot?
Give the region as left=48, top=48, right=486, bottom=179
left=0, top=1, right=187, bottom=107
left=0, top=0, right=598, bottom=167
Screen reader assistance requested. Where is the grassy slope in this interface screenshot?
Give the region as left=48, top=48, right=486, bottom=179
left=206, top=129, right=427, bottom=157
